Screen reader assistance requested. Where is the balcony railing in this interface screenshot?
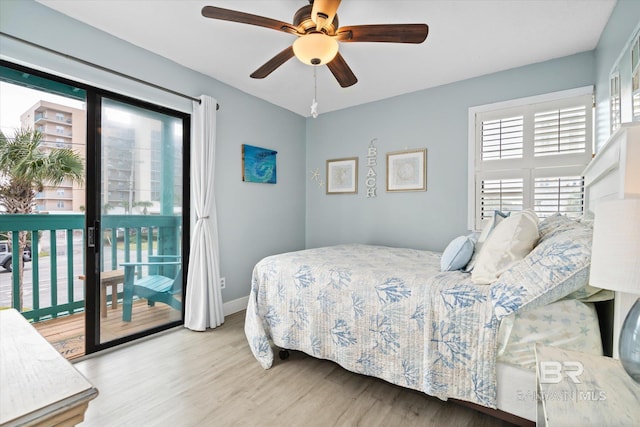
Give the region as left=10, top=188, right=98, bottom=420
left=0, top=214, right=181, bottom=322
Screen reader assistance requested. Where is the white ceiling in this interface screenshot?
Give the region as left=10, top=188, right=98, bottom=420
left=37, top=0, right=616, bottom=117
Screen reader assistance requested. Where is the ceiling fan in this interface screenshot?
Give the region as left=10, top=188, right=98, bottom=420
left=201, top=0, right=429, bottom=88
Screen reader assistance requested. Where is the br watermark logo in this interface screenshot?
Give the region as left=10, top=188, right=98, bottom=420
left=517, top=360, right=607, bottom=402
left=539, top=361, right=583, bottom=384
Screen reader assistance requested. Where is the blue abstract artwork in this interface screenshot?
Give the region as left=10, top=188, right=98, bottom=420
left=242, top=144, right=277, bottom=184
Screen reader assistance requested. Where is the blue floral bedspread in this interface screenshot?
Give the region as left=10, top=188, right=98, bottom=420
left=244, top=244, right=500, bottom=408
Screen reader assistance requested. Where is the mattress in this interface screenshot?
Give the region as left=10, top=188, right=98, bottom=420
left=495, top=362, right=537, bottom=421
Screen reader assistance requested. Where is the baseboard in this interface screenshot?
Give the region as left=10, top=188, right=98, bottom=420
left=223, top=295, right=249, bottom=316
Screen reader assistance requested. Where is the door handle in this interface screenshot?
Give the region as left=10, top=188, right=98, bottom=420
left=87, top=220, right=100, bottom=251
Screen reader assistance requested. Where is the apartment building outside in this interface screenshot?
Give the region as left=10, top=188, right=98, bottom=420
left=19, top=100, right=86, bottom=213
left=18, top=99, right=181, bottom=216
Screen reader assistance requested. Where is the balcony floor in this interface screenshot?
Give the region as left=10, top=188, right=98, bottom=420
left=33, top=300, right=180, bottom=360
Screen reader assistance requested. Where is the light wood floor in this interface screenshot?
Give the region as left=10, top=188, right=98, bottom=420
left=74, top=311, right=516, bottom=427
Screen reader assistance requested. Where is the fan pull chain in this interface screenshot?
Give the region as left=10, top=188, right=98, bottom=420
left=311, top=66, right=319, bottom=119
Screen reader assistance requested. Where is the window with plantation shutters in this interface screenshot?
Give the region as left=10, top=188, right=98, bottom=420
left=468, top=87, right=593, bottom=230
left=534, top=106, right=587, bottom=156
left=479, top=178, right=524, bottom=221
left=481, top=116, right=523, bottom=160
left=632, top=34, right=640, bottom=121
left=533, top=176, right=584, bottom=219
left=611, top=72, right=621, bottom=133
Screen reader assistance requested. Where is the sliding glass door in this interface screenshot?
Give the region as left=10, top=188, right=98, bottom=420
left=90, top=95, right=189, bottom=347
left=2, top=60, right=190, bottom=356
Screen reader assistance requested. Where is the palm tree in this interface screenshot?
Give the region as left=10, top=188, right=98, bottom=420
left=0, top=128, right=84, bottom=311
left=134, top=200, right=153, bottom=215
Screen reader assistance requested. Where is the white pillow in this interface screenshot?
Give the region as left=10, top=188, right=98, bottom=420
left=441, top=235, right=475, bottom=271
left=471, top=209, right=539, bottom=285
left=464, top=210, right=509, bottom=272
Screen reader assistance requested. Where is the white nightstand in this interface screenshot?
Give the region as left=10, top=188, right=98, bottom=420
left=535, top=344, right=640, bottom=427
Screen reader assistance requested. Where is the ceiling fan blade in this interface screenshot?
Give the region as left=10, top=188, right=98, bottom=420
left=336, top=24, right=429, bottom=43
left=327, top=52, right=357, bottom=88
left=311, top=0, right=341, bottom=31
left=202, top=6, right=300, bottom=35
left=250, top=46, right=295, bottom=79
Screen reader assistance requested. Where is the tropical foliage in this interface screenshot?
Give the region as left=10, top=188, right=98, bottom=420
left=0, top=128, right=84, bottom=310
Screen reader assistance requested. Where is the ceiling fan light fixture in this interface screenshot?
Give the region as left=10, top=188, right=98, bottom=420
left=293, top=32, right=339, bottom=66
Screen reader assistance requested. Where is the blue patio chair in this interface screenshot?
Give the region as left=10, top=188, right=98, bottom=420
left=121, top=256, right=182, bottom=322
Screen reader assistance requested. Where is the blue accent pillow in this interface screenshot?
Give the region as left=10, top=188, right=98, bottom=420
left=441, top=235, right=475, bottom=272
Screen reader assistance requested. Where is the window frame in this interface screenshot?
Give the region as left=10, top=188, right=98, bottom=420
left=467, top=86, right=594, bottom=230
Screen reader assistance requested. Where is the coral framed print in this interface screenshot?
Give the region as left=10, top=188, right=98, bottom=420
left=326, top=157, right=358, bottom=194
left=242, top=144, right=277, bottom=184
left=386, top=148, right=427, bottom=192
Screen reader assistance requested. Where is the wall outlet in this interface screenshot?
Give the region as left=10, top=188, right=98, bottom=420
left=220, top=277, right=226, bottom=289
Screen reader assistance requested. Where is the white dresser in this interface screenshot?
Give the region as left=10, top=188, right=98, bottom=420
left=0, top=309, right=98, bottom=426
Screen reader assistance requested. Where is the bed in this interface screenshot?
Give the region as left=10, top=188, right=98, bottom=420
left=244, top=123, right=639, bottom=425
left=244, top=218, right=604, bottom=424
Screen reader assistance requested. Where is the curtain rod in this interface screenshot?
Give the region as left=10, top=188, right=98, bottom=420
left=0, top=31, right=220, bottom=110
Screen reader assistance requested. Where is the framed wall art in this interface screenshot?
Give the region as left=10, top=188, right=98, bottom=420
left=242, top=144, right=277, bottom=184
left=386, top=148, right=427, bottom=192
left=326, top=157, right=358, bottom=194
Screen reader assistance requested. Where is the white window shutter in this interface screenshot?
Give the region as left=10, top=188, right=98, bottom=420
left=611, top=72, right=622, bottom=133
left=533, top=176, right=584, bottom=219
left=632, top=34, right=640, bottom=121
left=481, top=116, right=524, bottom=160
left=479, top=178, right=524, bottom=221
left=534, top=106, right=587, bottom=156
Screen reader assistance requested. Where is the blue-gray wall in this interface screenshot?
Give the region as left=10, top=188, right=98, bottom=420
left=0, top=0, right=306, bottom=303
left=305, top=53, right=596, bottom=252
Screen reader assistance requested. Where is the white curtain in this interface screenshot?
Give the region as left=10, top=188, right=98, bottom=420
left=184, top=95, right=224, bottom=331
